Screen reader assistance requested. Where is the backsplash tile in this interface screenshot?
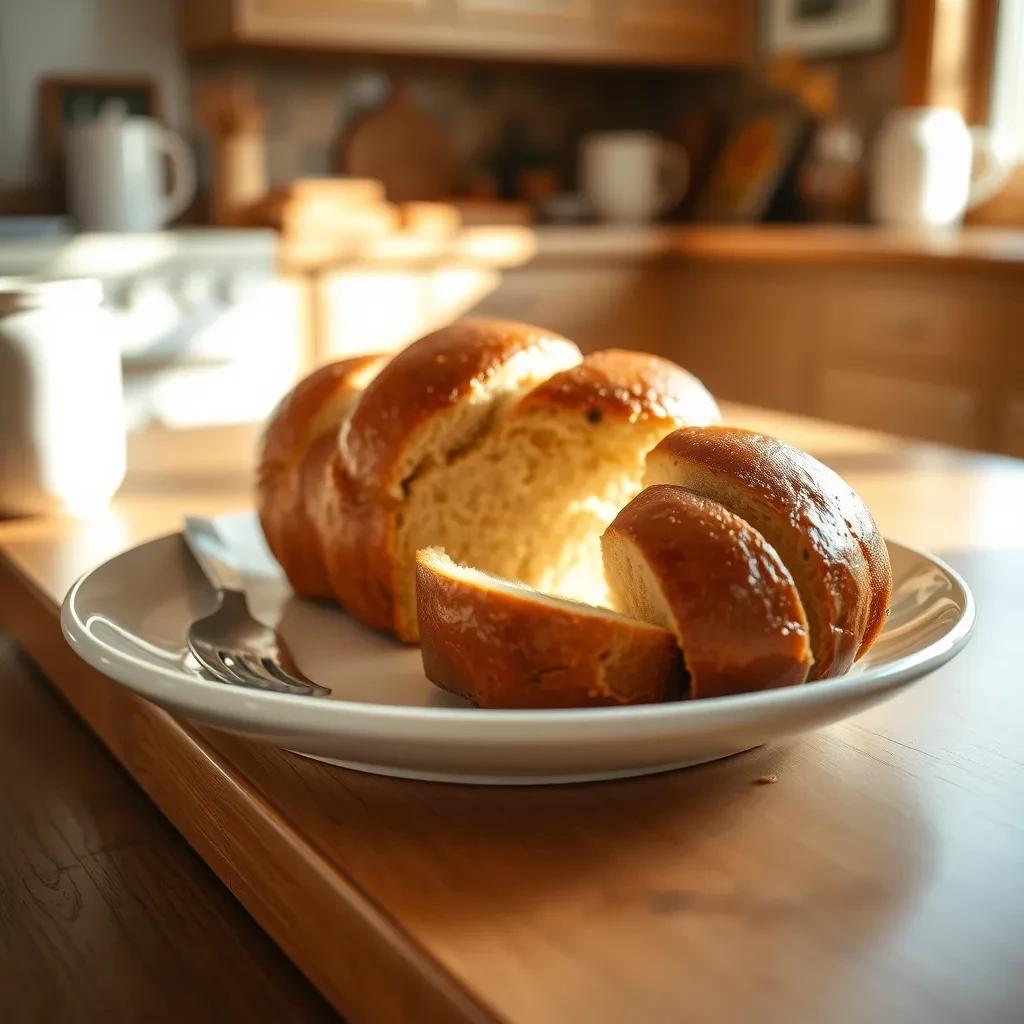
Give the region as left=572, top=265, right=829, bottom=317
left=188, top=53, right=736, bottom=193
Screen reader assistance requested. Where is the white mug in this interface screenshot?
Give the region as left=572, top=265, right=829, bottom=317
left=870, top=107, right=1016, bottom=228
left=65, top=100, right=197, bottom=232
left=581, top=131, right=689, bottom=224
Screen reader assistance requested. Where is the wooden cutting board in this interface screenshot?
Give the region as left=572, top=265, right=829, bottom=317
left=340, top=84, right=459, bottom=202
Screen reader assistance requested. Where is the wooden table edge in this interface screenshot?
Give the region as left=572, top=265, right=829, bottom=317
left=0, top=549, right=497, bottom=1024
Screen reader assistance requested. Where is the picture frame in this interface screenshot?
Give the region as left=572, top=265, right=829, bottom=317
left=762, top=0, right=895, bottom=58
left=695, top=107, right=808, bottom=223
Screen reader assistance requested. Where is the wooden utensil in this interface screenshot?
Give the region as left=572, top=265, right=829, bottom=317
left=340, top=82, right=459, bottom=202
left=196, top=81, right=268, bottom=226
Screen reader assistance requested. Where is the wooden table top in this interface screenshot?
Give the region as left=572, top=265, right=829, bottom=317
left=2, top=404, right=1024, bottom=1023
left=0, top=634, right=336, bottom=1022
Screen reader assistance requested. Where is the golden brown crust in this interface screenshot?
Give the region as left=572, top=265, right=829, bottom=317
left=257, top=354, right=384, bottom=597
left=308, top=449, right=397, bottom=634
left=513, top=349, right=720, bottom=428
left=415, top=551, right=684, bottom=708
left=340, top=319, right=581, bottom=497
left=603, top=486, right=812, bottom=699
left=644, top=427, right=892, bottom=679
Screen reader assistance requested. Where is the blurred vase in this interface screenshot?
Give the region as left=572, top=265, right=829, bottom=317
left=798, top=117, right=865, bottom=221
left=0, top=278, right=126, bottom=516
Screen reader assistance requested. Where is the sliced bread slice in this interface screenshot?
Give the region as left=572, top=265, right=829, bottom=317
left=416, top=547, right=684, bottom=708
left=602, top=485, right=813, bottom=699
left=643, top=426, right=891, bottom=679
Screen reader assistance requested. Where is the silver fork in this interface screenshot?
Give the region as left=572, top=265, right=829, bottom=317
left=182, top=516, right=330, bottom=697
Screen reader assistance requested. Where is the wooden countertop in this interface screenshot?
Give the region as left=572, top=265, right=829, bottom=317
left=283, top=224, right=1024, bottom=276
left=2, top=407, right=1024, bottom=1022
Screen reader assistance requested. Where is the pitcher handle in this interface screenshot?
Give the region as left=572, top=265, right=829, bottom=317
left=154, top=127, right=197, bottom=225
left=967, top=127, right=1016, bottom=210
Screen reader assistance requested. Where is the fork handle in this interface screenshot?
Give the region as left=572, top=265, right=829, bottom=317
left=183, top=515, right=246, bottom=593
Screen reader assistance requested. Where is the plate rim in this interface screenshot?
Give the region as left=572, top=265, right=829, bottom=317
left=60, top=527, right=976, bottom=734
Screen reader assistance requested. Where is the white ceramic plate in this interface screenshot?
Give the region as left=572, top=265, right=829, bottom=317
left=61, top=512, right=974, bottom=785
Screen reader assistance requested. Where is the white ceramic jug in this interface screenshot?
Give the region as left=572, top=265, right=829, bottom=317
left=870, top=107, right=1015, bottom=228
left=581, top=132, right=689, bottom=224
left=0, top=278, right=126, bottom=515
left=65, top=100, right=197, bottom=232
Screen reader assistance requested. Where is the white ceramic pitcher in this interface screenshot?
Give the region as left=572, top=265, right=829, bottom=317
left=870, top=107, right=1015, bottom=228
left=65, top=100, right=197, bottom=232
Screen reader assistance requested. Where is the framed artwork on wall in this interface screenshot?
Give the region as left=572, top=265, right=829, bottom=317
left=762, top=0, right=895, bottom=58
left=695, top=107, right=808, bottom=222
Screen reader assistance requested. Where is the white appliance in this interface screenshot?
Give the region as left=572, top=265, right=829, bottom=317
left=0, top=230, right=304, bottom=430
left=580, top=131, right=690, bottom=224
left=870, top=107, right=1015, bottom=228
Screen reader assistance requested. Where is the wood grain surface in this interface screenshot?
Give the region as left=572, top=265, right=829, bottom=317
left=2, top=409, right=1024, bottom=1023
left=283, top=224, right=1024, bottom=276
left=0, top=631, right=336, bottom=1024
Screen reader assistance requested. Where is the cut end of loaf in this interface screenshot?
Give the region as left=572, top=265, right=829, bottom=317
left=417, top=547, right=656, bottom=627
left=392, top=351, right=721, bottom=640
left=415, top=547, right=684, bottom=708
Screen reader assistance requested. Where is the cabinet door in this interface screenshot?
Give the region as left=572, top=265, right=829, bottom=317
left=316, top=266, right=498, bottom=359
left=454, top=0, right=594, bottom=33
left=471, top=264, right=671, bottom=352
left=230, top=0, right=449, bottom=50
left=815, top=367, right=981, bottom=449
left=602, top=0, right=753, bottom=63
left=246, top=0, right=440, bottom=26
left=184, top=0, right=749, bottom=63
left=999, top=396, right=1024, bottom=458
left=671, top=266, right=814, bottom=413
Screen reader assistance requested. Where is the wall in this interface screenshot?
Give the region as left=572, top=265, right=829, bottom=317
left=0, top=0, right=187, bottom=188
left=188, top=54, right=734, bottom=196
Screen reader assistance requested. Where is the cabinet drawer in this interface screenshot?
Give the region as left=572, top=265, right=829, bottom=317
left=820, top=273, right=998, bottom=367
left=672, top=267, right=812, bottom=412
left=816, top=367, right=981, bottom=448
left=473, top=265, right=670, bottom=352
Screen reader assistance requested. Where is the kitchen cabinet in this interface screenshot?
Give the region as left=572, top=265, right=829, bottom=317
left=470, top=262, right=673, bottom=351
left=305, top=226, right=1024, bottom=457
left=1000, top=398, right=1024, bottom=458
left=672, top=261, right=1021, bottom=456
left=814, top=367, right=982, bottom=449
left=315, top=264, right=498, bottom=358
left=608, top=0, right=751, bottom=65
left=182, top=0, right=753, bottom=66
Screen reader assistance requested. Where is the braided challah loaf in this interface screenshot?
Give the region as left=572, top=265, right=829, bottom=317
left=258, top=321, right=890, bottom=706
left=257, top=319, right=720, bottom=641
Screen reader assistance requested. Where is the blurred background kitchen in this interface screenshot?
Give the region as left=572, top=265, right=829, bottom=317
left=2, top=0, right=1023, bottom=515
